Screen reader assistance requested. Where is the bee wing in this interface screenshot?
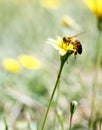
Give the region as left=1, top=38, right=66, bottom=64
left=67, top=32, right=85, bottom=39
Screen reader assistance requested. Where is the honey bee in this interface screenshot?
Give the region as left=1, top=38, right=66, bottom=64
left=63, top=33, right=83, bottom=55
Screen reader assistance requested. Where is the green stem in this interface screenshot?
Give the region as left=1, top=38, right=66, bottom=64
left=99, top=118, right=102, bottom=130
left=53, top=112, right=57, bottom=130
left=4, top=116, right=8, bottom=130
left=41, top=60, right=65, bottom=130
left=69, top=114, right=73, bottom=130
left=89, top=19, right=102, bottom=130
left=56, top=109, right=64, bottom=130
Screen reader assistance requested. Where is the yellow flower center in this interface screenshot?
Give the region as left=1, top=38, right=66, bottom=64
left=47, top=36, right=76, bottom=56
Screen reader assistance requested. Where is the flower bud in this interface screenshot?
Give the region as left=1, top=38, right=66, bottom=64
left=70, top=100, right=78, bottom=115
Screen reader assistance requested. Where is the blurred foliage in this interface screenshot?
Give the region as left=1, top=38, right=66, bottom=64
left=0, top=0, right=102, bottom=130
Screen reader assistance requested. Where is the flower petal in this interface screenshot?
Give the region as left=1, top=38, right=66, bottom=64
left=83, top=0, right=102, bottom=17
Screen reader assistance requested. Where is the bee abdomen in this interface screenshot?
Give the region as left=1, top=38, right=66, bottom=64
left=77, top=44, right=82, bottom=54
left=74, top=40, right=82, bottom=55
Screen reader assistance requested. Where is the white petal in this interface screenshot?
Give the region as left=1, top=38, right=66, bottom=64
left=59, top=49, right=66, bottom=56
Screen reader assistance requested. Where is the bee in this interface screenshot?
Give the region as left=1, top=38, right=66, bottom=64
left=63, top=32, right=83, bottom=55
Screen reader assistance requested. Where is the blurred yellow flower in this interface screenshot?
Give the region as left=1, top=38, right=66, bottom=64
left=61, top=15, right=82, bottom=31
left=19, top=54, right=41, bottom=69
left=83, top=0, right=102, bottom=17
left=40, top=0, right=60, bottom=9
left=2, top=58, right=20, bottom=73
left=47, top=36, right=76, bottom=56
left=0, top=0, right=30, bottom=4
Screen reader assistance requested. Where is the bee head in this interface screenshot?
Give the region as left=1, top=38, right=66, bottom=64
left=63, top=37, right=71, bottom=43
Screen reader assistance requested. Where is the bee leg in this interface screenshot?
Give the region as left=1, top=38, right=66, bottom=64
left=74, top=52, right=77, bottom=59
left=66, top=59, right=68, bottom=64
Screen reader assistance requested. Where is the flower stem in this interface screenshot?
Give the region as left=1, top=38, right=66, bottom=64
left=41, top=58, right=65, bottom=130
left=99, top=118, right=102, bottom=130
left=89, top=19, right=102, bottom=130
left=56, top=109, right=64, bottom=130
left=69, top=114, right=73, bottom=130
